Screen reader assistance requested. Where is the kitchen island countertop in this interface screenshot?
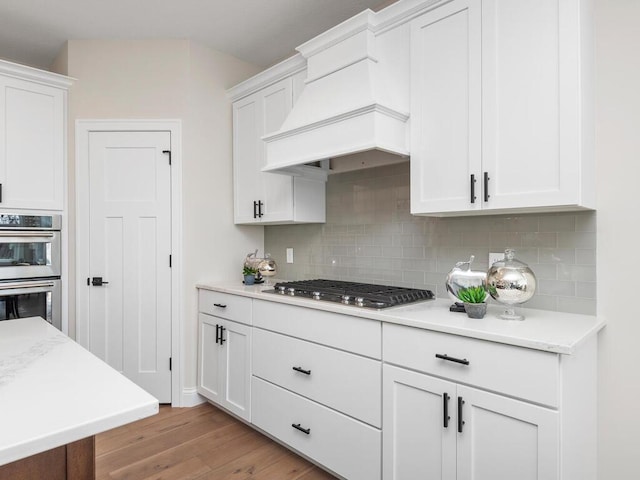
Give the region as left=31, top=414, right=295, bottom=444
left=0, top=317, right=158, bottom=467
left=198, top=280, right=605, bottom=355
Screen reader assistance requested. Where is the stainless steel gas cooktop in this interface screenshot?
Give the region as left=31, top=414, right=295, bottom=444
left=265, top=279, right=435, bottom=309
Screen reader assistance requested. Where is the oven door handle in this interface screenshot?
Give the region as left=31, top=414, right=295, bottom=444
left=0, top=281, right=56, bottom=290
left=0, top=232, right=55, bottom=238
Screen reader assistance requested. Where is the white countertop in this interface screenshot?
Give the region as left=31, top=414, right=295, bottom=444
left=198, top=281, right=605, bottom=355
left=0, top=317, right=158, bottom=466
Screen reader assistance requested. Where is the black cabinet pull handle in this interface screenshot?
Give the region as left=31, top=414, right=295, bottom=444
left=215, top=324, right=221, bottom=345
left=0, top=183, right=3, bottom=203
left=253, top=201, right=258, bottom=219
left=443, top=392, right=450, bottom=428
left=458, top=396, right=465, bottom=433
left=258, top=200, right=264, bottom=218
left=483, top=172, right=490, bottom=202
left=291, top=423, right=311, bottom=435
left=470, top=174, right=476, bottom=204
left=219, top=326, right=226, bottom=344
left=213, top=303, right=227, bottom=308
left=292, top=366, right=311, bottom=375
left=435, top=353, right=470, bottom=366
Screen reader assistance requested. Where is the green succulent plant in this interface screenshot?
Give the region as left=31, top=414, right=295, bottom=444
left=243, top=265, right=257, bottom=276
left=457, top=285, right=487, bottom=304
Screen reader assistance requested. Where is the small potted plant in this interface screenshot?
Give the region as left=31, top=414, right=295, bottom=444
left=243, top=266, right=258, bottom=285
left=457, top=285, right=488, bottom=319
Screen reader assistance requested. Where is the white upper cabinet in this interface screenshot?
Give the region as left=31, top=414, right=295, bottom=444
left=0, top=62, right=71, bottom=211
left=230, top=56, right=326, bottom=225
left=410, top=0, right=594, bottom=216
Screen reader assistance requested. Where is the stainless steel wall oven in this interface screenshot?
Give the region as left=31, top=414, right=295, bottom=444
left=0, top=214, right=61, bottom=329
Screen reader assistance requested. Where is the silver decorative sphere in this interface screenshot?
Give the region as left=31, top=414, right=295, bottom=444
left=445, top=255, right=487, bottom=303
left=487, top=249, right=536, bottom=320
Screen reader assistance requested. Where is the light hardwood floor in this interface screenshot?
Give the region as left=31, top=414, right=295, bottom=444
left=96, top=402, right=338, bottom=480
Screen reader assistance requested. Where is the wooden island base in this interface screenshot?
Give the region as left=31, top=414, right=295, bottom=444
left=0, top=436, right=95, bottom=480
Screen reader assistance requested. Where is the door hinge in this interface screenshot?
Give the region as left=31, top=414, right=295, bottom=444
left=162, top=150, right=172, bottom=165
left=169, top=254, right=172, bottom=267
left=169, top=357, right=172, bottom=371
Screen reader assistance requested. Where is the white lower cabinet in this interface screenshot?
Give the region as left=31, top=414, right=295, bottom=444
left=383, top=364, right=558, bottom=480
left=197, top=313, right=251, bottom=421
left=251, top=300, right=382, bottom=480
left=196, top=290, right=597, bottom=480
left=383, top=323, right=596, bottom=480
left=252, top=376, right=381, bottom=480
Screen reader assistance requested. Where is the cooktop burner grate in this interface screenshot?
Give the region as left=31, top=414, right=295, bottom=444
left=270, top=279, right=435, bottom=309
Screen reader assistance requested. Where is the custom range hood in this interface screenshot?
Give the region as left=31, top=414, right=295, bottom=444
left=262, top=10, right=410, bottom=176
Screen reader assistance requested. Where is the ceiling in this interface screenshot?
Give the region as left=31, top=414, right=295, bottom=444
left=0, top=0, right=389, bottom=70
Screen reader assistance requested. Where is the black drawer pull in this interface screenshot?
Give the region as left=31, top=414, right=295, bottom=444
left=458, top=396, right=465, bottom=433
left=470, top=174, right=476, bottom=204
left=219, top=326, right=226, bottom=344
left=291, top=423, right=310, bottom=435
left=483, top=172, right=490, bottom=202
left=435, top=353, right=469, bottom=366
left=443, top=392, right=450, bottom=428
left=292, top=366, right=311, bottom=375
left=213, top=303, right=227, bottom=308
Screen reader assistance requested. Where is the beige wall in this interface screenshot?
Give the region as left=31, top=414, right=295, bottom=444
left=52, top=39, right=263, bottom=402
left=595, top=1, right=640, bottom=478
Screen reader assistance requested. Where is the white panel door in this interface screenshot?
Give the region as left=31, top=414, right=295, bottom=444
left=198, top=314, right=223, bottom=403
left=482, top=0, right=577, bottom=209
left=383, top=364, right=456, bottom=480
left=456, top=385, right=559, bottom=480
left=410, top=0, right=481, bottom=214
left=87, top=130, right=172, bottom=403
left=221, top=319, right=251, bottom=421
left=260, top=79, right=295, bottom=222
left=0, top=76, right=64, bottom=210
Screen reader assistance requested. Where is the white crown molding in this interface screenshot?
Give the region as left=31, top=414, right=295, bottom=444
left=227, top=53, right=306, bottom=101
left=0, top=58, right=74, bottom=89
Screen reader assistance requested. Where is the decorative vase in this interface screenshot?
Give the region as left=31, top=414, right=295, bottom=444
left=463, top=302, right=487, bottom=319
left=445, top=255, right=487, bottom=304
left=243, top=274, right=255, bottom=285
left=487, top=248, right=537, bottom=320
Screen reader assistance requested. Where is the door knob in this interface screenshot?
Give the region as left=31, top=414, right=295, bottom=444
left=89, top=277, right=109, bottom=286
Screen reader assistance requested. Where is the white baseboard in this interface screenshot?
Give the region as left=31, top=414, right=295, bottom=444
left=177, top=387, right=207, bottom=407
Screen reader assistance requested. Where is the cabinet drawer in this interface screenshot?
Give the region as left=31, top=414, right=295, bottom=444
left=383, top=324, right=559, bottom=407
left=253, top=328, right=381, bottom=427
left=253, top=299, right=381, bottom=359
left=252, top=377, right=381, bottom=480
left=198, top=290, right=252, bottom=324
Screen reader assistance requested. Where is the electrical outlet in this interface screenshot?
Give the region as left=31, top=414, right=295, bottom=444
left=286, top=247, right=294, bottom=264
left=489, top=252, right=504, bottom=267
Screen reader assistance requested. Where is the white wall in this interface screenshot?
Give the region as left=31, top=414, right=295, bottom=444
left=52, top=39, right=263, bottom=402
left=595, top=1, right=640, bottom=478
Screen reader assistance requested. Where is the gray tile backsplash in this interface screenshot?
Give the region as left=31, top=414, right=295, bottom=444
left=264, top=162, right=596, bottom=315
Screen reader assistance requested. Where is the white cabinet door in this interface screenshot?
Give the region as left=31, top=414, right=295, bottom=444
left=383, top=364, right=456, bottom=480
left=233, top=78, right=294, bottom=224
left=481, top=0, right=580, bottom=211
left=197, top=313, right=251, bottom=421
left=233, top=95, right=262, bottom=223
left=198, top=313, right=224, bottom=403
left=411, top=0, right=592, bottom=216
left=232, top=71, right=326, bottom=225
left=220, top=318, right=251, bottom=421
left=457, top=385, right=559, bottom=480
left=410, top=0, right=482, bottom=215
left=0, top=76, right=65, bottom=210
left=383, top=365, right=559, bottom=480
left=259, top=80, right=296, bottom=223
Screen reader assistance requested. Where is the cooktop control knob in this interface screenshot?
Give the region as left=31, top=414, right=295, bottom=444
left=312, top=291, right=321, bottom=300
left=287, top=287, right=296, bottom=295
